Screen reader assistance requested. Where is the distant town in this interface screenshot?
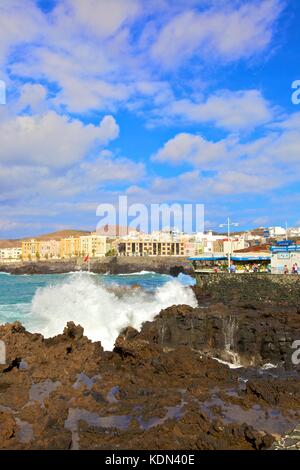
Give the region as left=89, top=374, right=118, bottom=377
left=1, top=225, right=300, bottom=274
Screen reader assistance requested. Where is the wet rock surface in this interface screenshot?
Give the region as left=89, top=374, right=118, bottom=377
left=0, top=275, right=300, bottom=450
left=272, top=424, right=300, bottom=450
left=137, top=301, right=300, bottom=367
left=0, top=311, right=299, bottom=450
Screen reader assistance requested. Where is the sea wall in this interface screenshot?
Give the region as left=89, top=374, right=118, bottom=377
left=194, top=272, right=300, bottom=306
left=0, top=256, right=193, bottom=276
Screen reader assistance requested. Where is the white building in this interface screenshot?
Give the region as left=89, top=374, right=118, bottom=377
left=242, top=231, right=264, bottom=243
left=268, top=226, right=287, bottom=237
left=288, top=227, right=300, bottom=237
left=0, top=247, right=22, bottom=261
left=195, top=231, right=224, bottom=253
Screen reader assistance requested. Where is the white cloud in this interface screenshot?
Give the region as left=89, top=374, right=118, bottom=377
left=53, top=76, right=133, bottom=114
left=66, top=0, right=140, bottom=37
left=150, top=110, right=300, bottom=197
left=152, top=132, right=229, bottom=166
left=0, top=152, right=144, bottom=204
left=0, top=0, right=43, bottom=66
left=0, top=112, right=119, bottom=167
left=0, top=0, right=293, bottom=234
left=68, top=154, right=145, bottom=186
left=160, top=89, right=274, bottom=131
left=17, top=83, right=48, bottom=113
left=211, top=170, right=281, bottom=195
left=2, top=0, right=285, bottom=116
left=151, top=0, right=283, bottom=68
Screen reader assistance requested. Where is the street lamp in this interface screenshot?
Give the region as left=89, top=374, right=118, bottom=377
left=219, top=217, right=239, bottom=270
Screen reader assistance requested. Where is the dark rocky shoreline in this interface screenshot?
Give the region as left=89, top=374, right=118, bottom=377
left=0, top=275, right=299, bottom=450
left=0, top=256, right=192, bottom=276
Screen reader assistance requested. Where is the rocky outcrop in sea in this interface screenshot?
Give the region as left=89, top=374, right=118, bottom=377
left=0, top=256, right=192, bottom=276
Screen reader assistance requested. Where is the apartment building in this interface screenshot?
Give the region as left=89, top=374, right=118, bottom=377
left=39, top=240, right=61, bottom=259
left=117, top=239, right=185, bottom=256
left=268, top=226, right=287, bottom=237
left=60, top=237, right=80, bottom=258
left=79, top=233, right=107, bottom=257
left=0, top=247, right=22, bottom=261
left=22, top=239, right=40, bottom=260
left=22, top=238, right=69, bottom=260
left=21, top=234, right=107, bottom=260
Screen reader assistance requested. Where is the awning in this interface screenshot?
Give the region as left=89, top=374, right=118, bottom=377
left=231, top=256, right=271, bottom=261
left=189, top=256, right=227, bottom=261
left=189, top=255, right=271, bottom=262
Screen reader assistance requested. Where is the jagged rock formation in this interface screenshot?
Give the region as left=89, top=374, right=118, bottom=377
left=136, top=302, right=300, bottom=367
left=0, top=274, right=299, bottom=450
left=0, top=316, right=299, bottom=450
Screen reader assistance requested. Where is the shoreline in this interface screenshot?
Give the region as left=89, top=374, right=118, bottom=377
left=0, top=256, right=193, bottom=276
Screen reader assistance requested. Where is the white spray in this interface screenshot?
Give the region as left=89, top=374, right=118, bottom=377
left=28, top=273, right=197, bottom=350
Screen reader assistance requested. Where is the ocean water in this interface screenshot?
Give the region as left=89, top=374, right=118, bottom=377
left=0, top=271, right=197, bottom=350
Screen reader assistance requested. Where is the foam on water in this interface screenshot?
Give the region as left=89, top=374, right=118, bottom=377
left=27, top=272, right=197, bottom=350
left=117, top=270, right=158, bottom=276
left=212, top=357, right=243, bottom=369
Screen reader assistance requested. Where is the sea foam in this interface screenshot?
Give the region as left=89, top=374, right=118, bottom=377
left=28, top=272, right=197, bottom=350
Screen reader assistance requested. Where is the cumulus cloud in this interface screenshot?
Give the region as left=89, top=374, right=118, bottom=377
left=66, top=0, right=140, bottom=37
left=152, top=133, right=229, bottom=166
left=151, top=0, right=283, bottom=68
left=0, top=153, right=144, bottom=206
left=1, top=0, right=285, bottom=115
left=150, top=110, right=300, bottom=197
left=158, top=89, right=274, bottom=131
left=0, top=112, right=119, bottom=167
left=0, top=0, right=293, bottom=235
left=0, top=0, right=43, bottom=66
left=17, top=83, right=48, bottom=114
left=77, top=157, right=144, bottom=184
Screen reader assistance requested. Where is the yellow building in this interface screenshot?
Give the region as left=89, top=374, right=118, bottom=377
left=22, top=239, right=40, bottom=260
left=60, top=237, right=80, bottom=258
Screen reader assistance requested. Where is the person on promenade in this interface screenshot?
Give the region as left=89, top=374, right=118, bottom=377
left=229, top=262, right=236, bottom=274
left=284, top=265, right=289, bottom=275
left=292, top=263, right=298, bottom=274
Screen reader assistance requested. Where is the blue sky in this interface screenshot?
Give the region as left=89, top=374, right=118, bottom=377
left=0, top=0, right=300, bottom=237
